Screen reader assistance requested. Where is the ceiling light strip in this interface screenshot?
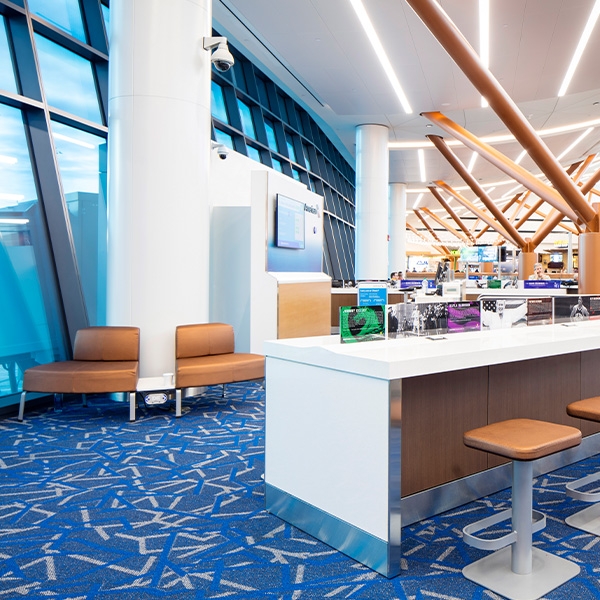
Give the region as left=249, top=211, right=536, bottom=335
left=556, top=127, right=594, bottom=161
left=418, top=149, right=427, bottom=182
left=349, top=0, right=412, bottom=113
left=558, top=0, right=600, bottom=96
left=479, top=0, right=489, bottom=108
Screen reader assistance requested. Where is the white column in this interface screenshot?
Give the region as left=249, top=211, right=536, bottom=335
left=107, top=0, right=212, bottom=377
left=389, top=183, right=407, bottom=276
left=355, top=124, right=389, bottom=281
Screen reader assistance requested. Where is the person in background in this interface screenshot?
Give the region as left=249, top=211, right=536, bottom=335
left=528, top=262, right=550, bottom=280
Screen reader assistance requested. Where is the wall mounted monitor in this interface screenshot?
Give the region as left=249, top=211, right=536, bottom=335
left=479, top=245, right=498, bottom=262
left=460, top=246, right=480, bottom=262
left=275, top=194, right=305, bottom=249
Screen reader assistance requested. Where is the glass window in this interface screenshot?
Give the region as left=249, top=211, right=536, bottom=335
left=264, top=119, right=278, bottom=152
left=51, top=121, right=107, bottom=325
left=247, top=145, right=262, bottom=163
left=272, top=157, right=283, bottom=173
left=256, top=77, right=269, bottom=109
left=214, top=128, right=234, bottom=150
left=237, top=98, right=256, bottom=139
left=101, top=4, right=110, bottom=41
left=0, top=104, right=68, bottom=403
left=302, top=145, right=312, bottom=171
left=292, top=168, right=301, bottom=182
left=0, top=17, right=18, bottom=94
left=35, top=34, right=102, bottom=124
left=278, top=94, right=289, bottom=123
left=28, top=0, right=87, bottom=43
left=211, top=81, right=229, bottom=124
left=286, top=133, right=297, bottom=162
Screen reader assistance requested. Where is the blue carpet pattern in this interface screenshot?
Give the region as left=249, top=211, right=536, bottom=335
left=2, top=383, right=600, bottom=599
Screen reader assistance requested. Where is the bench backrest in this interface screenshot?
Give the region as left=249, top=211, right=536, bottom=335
left=73, top=326, right=140, bottom=361
left=176, top=323, right=234, bottom=359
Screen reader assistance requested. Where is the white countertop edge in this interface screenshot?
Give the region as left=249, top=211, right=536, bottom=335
left=264, top=320, right=600, bottom=380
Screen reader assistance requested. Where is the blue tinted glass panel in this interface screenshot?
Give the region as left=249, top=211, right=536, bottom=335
left=292, top=168, right=301, bottom=182
left=0, top=17, right=17, bottom=93
left=101, top=4, right=110, bottom=41
left=303, top=145, right=312, bottom=171
left=237, top=99, right=256, bottom=139
left=29, top=0, right=87, bottom=43
left=0, top=104, right=68, bottom=404
left=286, top=134, right=297, bottom=162
left=51, top=121, right=106, bottom=325
left=211, top=81, right=229, bottom=123
left=247, top=146, right=261, bottom=163
left=214, top=128, right=234, bottom=150
left=264, top=119, right=278, bottom=152
left=272, top=158, right=283, bottom=173
left=35, top=34, right=102, bottom=124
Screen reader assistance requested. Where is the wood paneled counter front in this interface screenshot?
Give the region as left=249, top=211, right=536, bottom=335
left=264, top=322, right=600, bottom=577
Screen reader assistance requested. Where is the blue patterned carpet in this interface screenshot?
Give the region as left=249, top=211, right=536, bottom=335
left=2, top=383, right=600, bottom=599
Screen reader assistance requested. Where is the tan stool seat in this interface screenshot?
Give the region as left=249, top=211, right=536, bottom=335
left=464, top=418, right=581, bottom=461
left=567, top=396, right=600, bottom=421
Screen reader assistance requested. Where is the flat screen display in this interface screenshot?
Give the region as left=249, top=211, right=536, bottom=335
left=460, top=246, right=480, bottom=262
left=275, top=194, right=305, bottom=249
left=479, top=245, right=498, bottom=262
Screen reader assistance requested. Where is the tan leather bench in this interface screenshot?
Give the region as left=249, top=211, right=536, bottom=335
left=19, top=326, right=140, bottom=421
left=462, top=418, right=581, bottom=600
left=175, top=323, right=264, bottom=417
left=565, top=396, right=600, bottom=535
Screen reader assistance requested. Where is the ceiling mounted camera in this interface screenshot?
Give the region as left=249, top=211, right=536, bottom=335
left=203, top=36, right=234, bottom=72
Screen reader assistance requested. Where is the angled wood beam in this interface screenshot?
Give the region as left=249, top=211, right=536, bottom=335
left=477, top=193, right=523, bottom=238
left=413, top=209, right=443, bottom=243
left=422, top=112, right=580, bottom=224
left=531, top=209, right=566, bottom=248
left=427, top=135, right=526, bottom=247
left=470, top=217, right=481, bottom=234
left=582, top=165, right=600, bottom=196
left=513, top=199, right=544, bottom=230
left=420, top=206, right=470, bottom=243
left=508, top=192, right=530, bottom=224
left=572, top=156, right=593, bottom=182
left=434, top=181, right=518, bottom=246
left=427, top=186, right=475, bottom=242
left=532, top=208, right=579, bottom=235
left=405, top=0, right=596, bottom=229
left=407, top=221, right=449, bottom=255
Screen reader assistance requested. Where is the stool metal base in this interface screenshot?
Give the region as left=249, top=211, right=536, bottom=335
left=463, top=546, right=580, bottom=600
left=566, top=502, right=600, bottom=535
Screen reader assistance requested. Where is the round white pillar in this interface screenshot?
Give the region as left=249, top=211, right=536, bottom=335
left=389, top=183, right=407, bottom=276
left=107, top=0, right=212, bottom=377
left=355, top=124, right=389, bottom=281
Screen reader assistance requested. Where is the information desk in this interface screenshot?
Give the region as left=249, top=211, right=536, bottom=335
left=264, top=322, right=600, bottom=577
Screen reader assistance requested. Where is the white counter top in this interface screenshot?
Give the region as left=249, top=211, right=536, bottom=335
left=264, top=320, right=600, bottom=381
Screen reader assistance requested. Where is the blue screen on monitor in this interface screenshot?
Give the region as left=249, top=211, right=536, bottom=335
left=479, top=246, right=498, bottom=262
left=275, top=194, right=305, bottom=249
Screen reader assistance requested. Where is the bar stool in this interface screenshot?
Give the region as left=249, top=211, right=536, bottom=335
left=462, top=418, right=581, bottom=600
left=565, top=396, right=600, bottom=535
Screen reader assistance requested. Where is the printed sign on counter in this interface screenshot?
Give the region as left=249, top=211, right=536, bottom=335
left=526, top=297, right=553, bottom=326
left=357, top=282, right=388, bottom=307
left=447, top=301, right=481, bottom=332
left=340, top=305, right=385, bottom=343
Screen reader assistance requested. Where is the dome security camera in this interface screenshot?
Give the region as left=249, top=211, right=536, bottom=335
left=203, top=36, right=234, bottom=72
left=211, top=141, right=229, bottom=160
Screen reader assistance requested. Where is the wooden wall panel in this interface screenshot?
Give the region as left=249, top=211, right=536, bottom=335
left=487, top=353, right=581, bottom=467
left=580, top=349, right=600, bottom=436
left=278, top=282, right=331, bottom=339
left=402, top=367, right=488, bottom=496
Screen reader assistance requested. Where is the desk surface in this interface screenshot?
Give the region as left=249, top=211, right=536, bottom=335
left=264, top=320, right=600, bottom=380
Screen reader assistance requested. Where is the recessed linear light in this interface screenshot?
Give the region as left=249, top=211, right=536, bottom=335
left=556, top=127, right=594, bottom=161
left=467, top=152, right=478, bottom=173
left=479, top=0, right=490, bottom=108
left=0, top=218, right=29, bottom=224
left=389, top=117, right=600, bottom=149
left=418, top=149, right=426, bottom=182
left=413, top=193, right=424, bottom=209
left=0, top=155, right=17, bottom=165
left=349, top=0, right=412, bottom=114
left=501, top=183, right=523, bottom=199
left=558, top=0, right=600, bottom=97
left=515, top=149, right=527, bottom=165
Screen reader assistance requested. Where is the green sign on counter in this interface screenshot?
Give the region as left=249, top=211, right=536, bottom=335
left=340, top=305, right=385, bottom=343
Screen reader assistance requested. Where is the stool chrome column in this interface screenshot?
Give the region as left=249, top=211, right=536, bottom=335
left=462, top=418, right=581, bottom=600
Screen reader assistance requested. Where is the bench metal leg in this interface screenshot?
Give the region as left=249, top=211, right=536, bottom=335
left=18, top=391, right=26, bottom=421
left=129, top=391, right=136, bottom=421
left=176, top=388, right=182, bottom=417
